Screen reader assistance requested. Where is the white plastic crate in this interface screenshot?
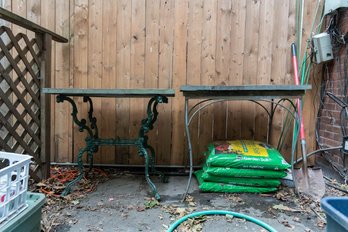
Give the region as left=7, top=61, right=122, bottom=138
left=0, top=151, right=31, bottom=226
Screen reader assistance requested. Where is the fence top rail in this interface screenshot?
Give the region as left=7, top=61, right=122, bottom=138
left=0, top=7, right=68, bottom=43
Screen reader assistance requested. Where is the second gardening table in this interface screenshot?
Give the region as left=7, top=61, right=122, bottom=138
left=180, top=84, right=312, bottom=200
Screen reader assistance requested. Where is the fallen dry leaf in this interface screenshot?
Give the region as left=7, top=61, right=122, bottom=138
left=317, top=219, right=326, bottom=229
left=188, top=201, right=196, bottom=207
left=136, top=206, right=145, bottom=212
left=227, top=195, right=244, bottom=203
left=272, top=204, right=303, bottom=212
left=281, top=220, right=295, bottom=229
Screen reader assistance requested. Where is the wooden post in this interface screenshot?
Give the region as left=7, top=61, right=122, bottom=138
left=38, top=33, right=52, bottom=179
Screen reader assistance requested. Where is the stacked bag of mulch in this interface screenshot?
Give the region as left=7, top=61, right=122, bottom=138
left=195, top=140, right=290, bottom=193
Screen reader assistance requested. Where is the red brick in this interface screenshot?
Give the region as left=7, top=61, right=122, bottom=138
left=319, top=10, right=348, bottom=168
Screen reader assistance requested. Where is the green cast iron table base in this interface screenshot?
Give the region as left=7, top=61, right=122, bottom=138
left=56, top=94, right=168, bottom=200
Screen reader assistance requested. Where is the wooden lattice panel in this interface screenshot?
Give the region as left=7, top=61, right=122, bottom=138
left=0, top=26, right=42, bottom=177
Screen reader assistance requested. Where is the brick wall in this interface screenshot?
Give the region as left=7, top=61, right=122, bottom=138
left=318, top=9, right=348, bottom=170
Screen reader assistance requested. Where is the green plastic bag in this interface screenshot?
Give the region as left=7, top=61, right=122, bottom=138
left=200, top=171, right=281, bottom=187
left=203, top=165, right=287, bottom=179
left=195, top=170, right=277, bottom=193
left=205, top=140, right=290, bottom=170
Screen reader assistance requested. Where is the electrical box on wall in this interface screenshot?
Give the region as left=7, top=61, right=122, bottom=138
left=343, top=136, right=348, bottom=153
left=312, top=32, right=334, bottom=64
left=324, top=0, right=348, bottom=15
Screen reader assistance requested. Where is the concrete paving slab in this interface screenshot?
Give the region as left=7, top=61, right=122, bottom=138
left=53, top=174, right=324, bottom=232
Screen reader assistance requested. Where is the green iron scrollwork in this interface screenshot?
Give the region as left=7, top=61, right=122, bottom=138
left=58, top=94, right=168, bottom=200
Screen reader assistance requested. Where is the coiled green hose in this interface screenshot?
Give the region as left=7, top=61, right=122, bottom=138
left=166, top=210, right=278, bottom=232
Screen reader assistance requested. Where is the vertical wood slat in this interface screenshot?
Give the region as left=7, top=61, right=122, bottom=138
left=227, top=0, right=247, bottom=140
left=54, top=0, right=71, bottom=162
left=26, top=0, right=40, bottom=39
left=144, top=0, right=160, bottom=163
left=254, top=0, right=274, bottom=142
left=171, top=0, right=188, bottom=165
left=72, top=0, right=88, bottom=162
left=281, top=0, right=297, bottom=157
left=129, top=0, right=146, bottom=165
left=39, top=33, right=52, bottom=178
left=300, top=0, right=324, bottom=164
left=3, top=0, right=320, bottom=166
left=87, top=0, right=102, bottom=163
left=11, top=0, right=26, bottom=35
left=186, top=0, right=203, bottom=164
left=241, top=0, right=260, bottom=140
left=270, top=1, right=290, bottom=156
left=198, top=0, right=217, bottom=164
left=41, top=0, right=56, bottom=163
left=100, top=0, right=117, bottom=164
left=115, top=0, right=131, bottom=163
left=157, top=0, right=174, bottom=165
left=214, top=0, right=232, bottom=142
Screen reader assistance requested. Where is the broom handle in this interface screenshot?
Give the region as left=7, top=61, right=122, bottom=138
left=291, top=43, right=305, bottom=140
left=291, top=43, right=308, bottom=176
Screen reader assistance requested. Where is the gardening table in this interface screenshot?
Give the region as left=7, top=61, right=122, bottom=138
left=43, top=88, right=175, bottom=200
left=180, top=85, right=312, bottom=200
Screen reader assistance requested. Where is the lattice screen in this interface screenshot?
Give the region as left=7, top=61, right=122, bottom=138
left=0, top=26, right=42, bottom=178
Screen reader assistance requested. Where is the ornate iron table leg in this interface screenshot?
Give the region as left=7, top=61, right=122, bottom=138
left=57, top=95, right=99, bottom=196
left=137, top=95, right=168, bottom=200
left=182, top=98, right=192, bottom=201
left=147, top=143, right=168, bottom=183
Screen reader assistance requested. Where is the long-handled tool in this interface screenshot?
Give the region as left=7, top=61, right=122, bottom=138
left=291, top=43, right=325, bottom=200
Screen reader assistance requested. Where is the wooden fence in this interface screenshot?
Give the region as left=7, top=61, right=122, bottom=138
left=2, top=0, right=322, bottom=167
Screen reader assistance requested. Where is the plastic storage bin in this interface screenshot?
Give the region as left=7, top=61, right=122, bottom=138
left=321, top=197, right=348, bottom=232
left=0, top=151, right=31, bottom=224
left=0, top=192, right=45, bottom=232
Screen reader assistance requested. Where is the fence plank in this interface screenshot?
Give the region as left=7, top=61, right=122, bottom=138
left=144, top=0, right=160, bottom=164
left=186, top=0, right=203, bottom=165
left=39, top=33, right=52, bottom=178
left=115, top=0, right=131, bottom=164
left=255, top=0, right=274, bottom=142
left=87, top=0, right=102, bottom=163
left=198, top=0, right=217, bottom=163
left=241, top=0, right=260, bottom=140
left=270, top=1, right=290, bottom=158
left=171, top=0, right=188, bottom=165
left=72, top=0, right=89, bottom=163
left=213, top=0, right=232, bottom=143
left=128, top=0, right=146, bottom=165
left=26, top=0, right=40, bottom=39
left=99, top=0, right=117, bottom=164
left=157, top=0, right=175, bottom=165
left=53, top=0, right=71, bottom=163
left=227, top=0, right=246, bottom=140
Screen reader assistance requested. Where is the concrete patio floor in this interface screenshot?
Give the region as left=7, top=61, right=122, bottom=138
left=50, top=172, right=328, bottom=232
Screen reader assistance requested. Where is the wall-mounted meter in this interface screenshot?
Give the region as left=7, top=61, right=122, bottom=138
left=324, top=0, right=348, bottom=15
left=343, top=136, right=348, bottom=153
left=312, top=32, right=334, bottom=64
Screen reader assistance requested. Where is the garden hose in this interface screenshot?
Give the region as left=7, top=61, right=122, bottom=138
left=166, top=210, right=277, bottom=232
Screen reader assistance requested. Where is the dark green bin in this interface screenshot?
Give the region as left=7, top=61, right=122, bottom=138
left=0, top=192, right=45, bottom=232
